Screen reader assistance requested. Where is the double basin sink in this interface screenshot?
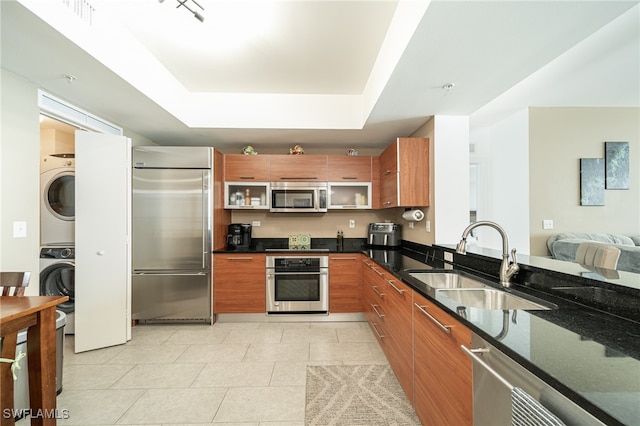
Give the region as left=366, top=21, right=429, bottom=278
left=406, top=270, right=554, bottom=311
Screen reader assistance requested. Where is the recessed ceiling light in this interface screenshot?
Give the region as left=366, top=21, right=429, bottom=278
left=442, top=83, right=455, bottom=91
left=64, top=74, right=77, bottom=84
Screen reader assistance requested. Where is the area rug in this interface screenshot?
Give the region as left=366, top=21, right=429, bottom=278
left=305, top=365, right=421, bottom=425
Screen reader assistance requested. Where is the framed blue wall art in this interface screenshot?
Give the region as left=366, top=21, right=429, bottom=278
left=580, top=158, right=605, bottom=206
left=605, top=141, right=630, bottom=190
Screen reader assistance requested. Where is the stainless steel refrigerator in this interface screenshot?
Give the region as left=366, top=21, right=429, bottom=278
left=131, top=146, right=213, bottom=323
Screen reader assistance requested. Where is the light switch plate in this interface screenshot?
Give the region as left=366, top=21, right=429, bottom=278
left=543, top=219, right=554, bottom=230
left=349, top=219, right=355, bottom=228
left=13, top=221, right=27, bottom=238
left=252, top=221, right=261, bottom=227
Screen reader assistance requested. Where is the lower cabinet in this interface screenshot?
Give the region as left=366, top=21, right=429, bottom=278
left=329, top=254, right=362, bottom=313
left=362, top=259, right=414, bottom=402
left=213, top=253, right=266, bottom=313
left=413, top=291, right=473, bottom=425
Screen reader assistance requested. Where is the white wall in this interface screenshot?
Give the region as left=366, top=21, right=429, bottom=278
left=433, top=115, right=471, bottom=245
left=470, top=109, right=530, bottom=254
left=1, top=69, right=41, bottom=294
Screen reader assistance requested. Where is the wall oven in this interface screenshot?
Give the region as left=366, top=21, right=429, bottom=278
left=266, top=255, right=329, bottom=314
left=270, top=182, right=327, bottom=213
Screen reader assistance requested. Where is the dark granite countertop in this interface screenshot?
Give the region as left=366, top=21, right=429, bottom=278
left=367, top=246, right=640, bottom=426
left=213, top=237, right=368, bottom=254
left=214, top=239, right=639, bottom=424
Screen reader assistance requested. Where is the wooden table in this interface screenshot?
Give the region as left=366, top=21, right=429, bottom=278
left=1, top=296, right=68, bottom=426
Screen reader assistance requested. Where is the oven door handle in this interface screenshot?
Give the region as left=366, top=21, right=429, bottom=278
left=266, top=271, right=328, bottom=276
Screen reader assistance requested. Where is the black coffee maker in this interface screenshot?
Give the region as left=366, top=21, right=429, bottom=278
left=227, top=223, right=252, bottom=250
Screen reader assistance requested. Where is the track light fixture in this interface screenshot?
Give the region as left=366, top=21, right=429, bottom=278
left=159, top=0, right=205, bottom=22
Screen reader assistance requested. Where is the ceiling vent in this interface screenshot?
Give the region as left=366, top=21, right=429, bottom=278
left=60, top=0, right=95, bottom=26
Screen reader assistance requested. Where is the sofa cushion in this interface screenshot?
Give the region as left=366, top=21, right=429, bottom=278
left=630, top=236, right=640, bottom=246
left=548, top=233, right=635, bottom=249
left=548, top=238, right=640, bottom=274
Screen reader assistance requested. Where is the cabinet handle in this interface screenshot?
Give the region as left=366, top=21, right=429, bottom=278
left=226, top=257, right=254, bottom=260
left=238, top=176, right=255, bottom=180
left=460, top=345, right=513, bottom=389
left=372, top=323, right=385, bottom=339
left=280, top=176, right=318, bottom=180
left=363, top=260, right=373, bottom=266
left=331, top=257, right=357, bottom=260
left=414, top=303, right=451, bottom=335
left=387, top=279, right=406, bottom=294
left=371, top=304, right=385, bottom=318
left=341, top=177, right=357, bottom=180
left=372, top=285, right=385, bottom=298
left=371, top=267, right=384, bottom=277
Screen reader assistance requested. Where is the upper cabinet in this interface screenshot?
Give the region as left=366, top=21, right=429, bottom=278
left=270, top=155, right=328, bottom=182
left=379, top=137, right=430, bottom=208
left=327, top=156, right=372, bottom=182
left=224, top=154, right=271, bottom=181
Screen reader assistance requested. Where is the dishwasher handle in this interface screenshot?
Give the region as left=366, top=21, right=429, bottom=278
left=460, top=345, right=514, bottom=390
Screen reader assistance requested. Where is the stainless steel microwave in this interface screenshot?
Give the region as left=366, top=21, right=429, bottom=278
left=270, top=182, right=327, bottom=212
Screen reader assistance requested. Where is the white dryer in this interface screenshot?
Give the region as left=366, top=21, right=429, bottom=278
left=40, top=246, right=75, bottom=334
left=41, top=154, right=75, bottom=245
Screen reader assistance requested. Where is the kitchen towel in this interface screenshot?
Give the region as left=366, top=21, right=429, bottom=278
left=402, top=209, right=424, bottom=222
left=511, top=386, right=566, bottom=426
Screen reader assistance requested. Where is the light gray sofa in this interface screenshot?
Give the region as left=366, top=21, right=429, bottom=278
left=547, top=233, right=640, bottom=273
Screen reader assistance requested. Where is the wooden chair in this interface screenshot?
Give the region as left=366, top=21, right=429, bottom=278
left=1, top=272, right=31, bottom=425
left=1, top=272, right=31, bottom=296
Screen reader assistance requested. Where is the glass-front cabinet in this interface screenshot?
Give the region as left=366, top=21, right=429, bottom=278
left=225, top=182, right=270, bottom=209
left=328, top=183, right=372, bottom=209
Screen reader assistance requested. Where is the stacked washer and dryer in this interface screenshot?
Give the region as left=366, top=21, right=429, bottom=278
left=39, top=153, right=76, bottom=334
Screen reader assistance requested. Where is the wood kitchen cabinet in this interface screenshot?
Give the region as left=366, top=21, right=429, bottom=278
left=270, top=155, right=328, bottom=181
left=379, top=137, right=430, bottom=208
left=224, top=154, right=271, bottom=181
left=362, top=259, right=414, bottom=401
left=213, top=254, right=266, bottom=313
left=362, top=259, right=388, bottom=342
left=413, top=291, right=472, bottom=425
left=380, top=270, right=414, bottom=402
left=329, top=254, right=362, bottom=313
left=327, top=155, right=372, bottom=181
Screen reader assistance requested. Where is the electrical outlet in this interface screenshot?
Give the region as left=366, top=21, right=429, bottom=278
left=543, top=219, right=553, bottom=230
left=408, top=222, right=414, bottom=229
left=425, top=220, right=431, bottom=232
left=349, top=219, right=355, bottom=229
left=252, top=221, right=261, bottom=227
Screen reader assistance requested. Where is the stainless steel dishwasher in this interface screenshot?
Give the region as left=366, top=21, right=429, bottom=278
left=462, top=333, right=606, bottom=426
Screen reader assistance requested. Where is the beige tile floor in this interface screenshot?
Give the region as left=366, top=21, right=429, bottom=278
left=18, top=321, right=387, bottom=425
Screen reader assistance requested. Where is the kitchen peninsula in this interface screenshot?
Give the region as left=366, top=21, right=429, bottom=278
left=213, top=239, right=640, bottom=426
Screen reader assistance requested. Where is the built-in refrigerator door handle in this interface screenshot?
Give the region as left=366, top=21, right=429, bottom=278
left=202, top=170, right=209, bottom=269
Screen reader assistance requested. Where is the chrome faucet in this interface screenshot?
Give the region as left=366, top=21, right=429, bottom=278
left=455, top=221, right=519, bottom=287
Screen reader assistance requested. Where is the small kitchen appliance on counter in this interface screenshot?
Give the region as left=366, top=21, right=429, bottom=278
left=227, top=223, right=252, bottom=250
left=367, top=223, right=402, bottom=247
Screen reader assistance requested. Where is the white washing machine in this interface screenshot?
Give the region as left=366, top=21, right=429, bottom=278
left=41, top=154, right=75, bottom=246
left=40, top=246, right=75, bottom=334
